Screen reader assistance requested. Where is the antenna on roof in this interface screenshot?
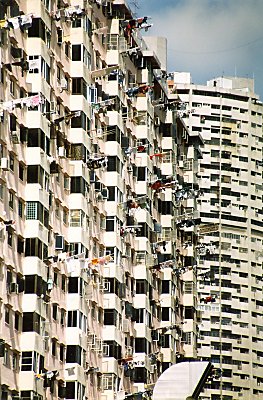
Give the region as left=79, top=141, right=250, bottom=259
left=129, top=0, right=140, bottom=17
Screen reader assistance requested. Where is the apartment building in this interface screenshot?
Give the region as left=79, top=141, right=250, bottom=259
left=169, top=72, right=263, bottom=400
left=0, top=1, right=201, bottom=399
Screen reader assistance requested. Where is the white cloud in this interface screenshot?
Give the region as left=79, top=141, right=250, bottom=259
left=141, top=0, right=263, bottom=96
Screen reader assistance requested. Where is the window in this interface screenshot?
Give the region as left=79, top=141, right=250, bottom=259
left=70, top=210, right=84, bottom=227
left=183, top=332, right=192, bottom=345
left=27, top=165, right=44, bottom=186
left=68, top=277, right=81, bottom=293
left=135, top=308, right=144, bottom=323
left=72, top=77, right=87, bottom=99
left=65, top=41, right=70, bottom=57
left=10, top=79, right=15, bottom=95
left=19, top=162, right=25, bottom=180
left=67, top=310, right=78, bottom=327
left=17, top=237, right=25, bottom=254
left=135, top=338, right=147, bottom=353
left=4, top=347, right=9, bottom=367
left=102, top=374, right=115, bottom=391
left=61, top=275, right=66, bottom=291
left=60, top=344, right=65, bottom=362
left=137, top=167, right=146, bottom=181
left=26, top=201, right=49, bottom=228
left=55, top=201, right=60, bottom=218
left=66, top=345, right=82, bottom=364
left=106, top=216, right=115, bottom=231
left=66, top=382, right=75, bottom=399
left=27, top=128, right=47, bottom=150
left=70, top=176, right=88, bottom=195
left=21, top=351, right=33, bottom=371
left=107, top=156, right=121, bottom=172
left=52, top=304, right=58, bottom=321
left=18, top=199, right=24, bottom=218
left=28, top=55, right=40, bottom=73
left=104, top=309, right=118, bottom=326
left=136, top=280, right=147, bottom=294
left=28, top=18, right=51, bottom=47
left=22, top=312, right=41, bottom=334
left=7, top=228, right=13, bottom=247
left=72, top=44, right=81, bottom=61
left=83, top=46, right=91, bottom=67
left=161, top=307, right=170, bottom=321
left=25, top=238, right=45, bottom=259
left=51, top=338, right=57, bottom=356
left=0, top=180, right=5, bottom=200
left=60, top=309, right=66, bottom=326
left=15, top=312, right=20, bottom=330
left=9, top=153, right=15, bottom=171
left=5, top=306, right=10, bottom=324
left=162, top=280, right=170, bottom=294
left=9, top=191, right=14, bottom=209
left=70, top=111, right=88, bottom=130
left=26, top=201, right=37, bottom=219
left=41, top=58, right=50, bottom=84
left=12, top=352, right=18, bottom=370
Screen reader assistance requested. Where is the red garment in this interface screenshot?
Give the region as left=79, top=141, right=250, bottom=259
left=137, top=145, right=146, bottom=152
left=150, top=153, right=165, bottom=160
left=150, top=180, right=162, bottom=190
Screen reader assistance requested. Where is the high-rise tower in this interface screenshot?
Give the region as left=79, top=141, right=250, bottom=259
left=169, top=72, right=263, bottom=400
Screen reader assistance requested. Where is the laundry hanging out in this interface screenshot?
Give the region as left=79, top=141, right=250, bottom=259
left=0, top=94, right=43, bottom=114
left=0, top=220, right=16, bottom=231
left=196, top=243, right=216, bottom=255
left=120, top=226, right=140, bottom=237
left=176, top=217, right=202, bottom=229
left=123, top=16, right=153, bottom=42
left=51, top=5, right=85, bottom=21
left=91, top=98, right=116, bottom=113
left=125, top=144, right=149, bottom=155
left=86, top=155, right=108, bottom=170
left=125, top=84, right=153, bottom=98
left=120, top=196, right=148, bottom=211
left=149, top=176, right=178, bottom=192
left=174, top=187, right=203, bottom=203
left=200, top=295, right=217, bottom=304
left=3, top=59, right=29, bottom=75
left=53, top=110, right=81, bottom=125
left=149, top=152, right=169, bottom=160
left=0, top=13, right=34, bottom=31
left=91, top=65, right=119, bottom=79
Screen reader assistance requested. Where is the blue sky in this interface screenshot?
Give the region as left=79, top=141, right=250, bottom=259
left=129, top=0, right=263, bottom=99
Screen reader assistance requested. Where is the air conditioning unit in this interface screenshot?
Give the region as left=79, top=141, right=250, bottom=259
left=125, top=346, right=133, bottom=357
left=0, top=157, right=9, bottom=170
left=154, top=116, right=160, bottom=126
left=50, top=101, right=57, bottom=114
left=11, top=131, right=20, bottom=144
left=95, top=181, right=103, bottom=192
left=87, top=333, right=96, bottom=347
left=55, top=235, right=64, bottom=250
left=9, top=282, right=18, bottom=293
left=123, top=319, right=129, bottom=333
left=60, top=78, right=68, bottom=90
left=101, top=188, right=109, bottom=200
left=127, top=165, right=133, bottom=173
left=178, top=160, right=184, bottom=168
left=58, top=146, right=66, bottom=158
left=150, top=364, right=157, bottom=373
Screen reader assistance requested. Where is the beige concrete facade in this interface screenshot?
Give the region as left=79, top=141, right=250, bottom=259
left=0, top=2, right=200, bottom=399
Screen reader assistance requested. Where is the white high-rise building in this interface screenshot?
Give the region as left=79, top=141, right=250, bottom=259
left=169, top=72, right=263, bottom=400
